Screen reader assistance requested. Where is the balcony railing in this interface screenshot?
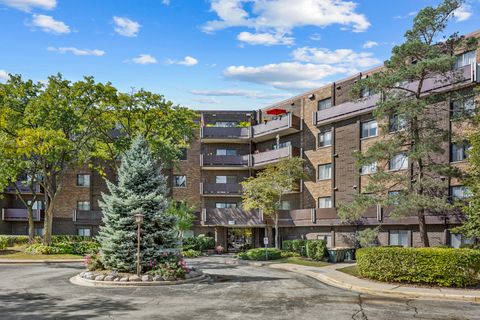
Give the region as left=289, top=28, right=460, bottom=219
left=252, top=113, right=301, bottom=142
left=4, top=181, right=42, bottom=194
left=251, top=146, right=300, bottom=168
left=73, top=210, right=103, bottom=222
left=201, top=183, right=242, bottom=195
left=200, top=154, right=250, bottom=168
left=200, top=208, right=263, bottom=226
left=201, top=126, right=251, bottom=141
left=2, top=208, right=41, bottom=221
left=314, top=63, right=478, bottom=126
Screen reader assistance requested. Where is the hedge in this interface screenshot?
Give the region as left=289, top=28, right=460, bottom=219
left=305, top=240, right=327, bottom=261
left=182, top=235, right=215, bottom=251
left=291, top=239, right=306, bottom=255
left=237, top=248, right=282, bottom=261
left=357, top=247, right=480, bottom=287
left=282, top=240, right=293, bottom=252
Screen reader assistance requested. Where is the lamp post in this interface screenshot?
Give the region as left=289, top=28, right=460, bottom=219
left=135, top=212, right=144, bottom=277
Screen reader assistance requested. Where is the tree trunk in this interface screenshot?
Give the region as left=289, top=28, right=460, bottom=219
left=418, top=211, right=429, bottom=247
left=274, top=212, right=279, bottom=249
left=43, top=195, right=53, bottom=245
left=27, top=207, right=35, bottom=242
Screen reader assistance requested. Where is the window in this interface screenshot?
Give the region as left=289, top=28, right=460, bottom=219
left=389, top=114, right=408, bottom=133
left=77, top=201, right=90, bottom=211
left=173, top=175, right=186, bottom=188
left=361, top=120, right=377, bottom=138
left=215, top=176, right=237, bottom=184
left=451, top=95, right=475, bottom=118
left=215, top=202, right=237, bottom=209
left=318, top=197, right=332, bottom=208
left=451, top=142, right=471, bottom=162
left=361, top=162, right=377, bottom=175
left=318, top=130, right=332, bottom=147
left=318, top=98, right=332, bottom=111
left=317, top=234, right=333, bottom=248
left=455, top=50, right=476, bottom=69
left=318, top=164, right=332, bottom=180
left=216, top=149, right=237, bottom=156
left=77, top=174, right=90, bottom=187
left=179, top=148, right=187, bottom=160
left=360, top=87, right=372, bottom=98
left=215, top=121, right=237, bottom=127
left=280, top=200, right=291, bottom=210
left=389, top=230, right=409, bottom=247
left=77, top=228, right=91, bottom=237
left=389, top=153, right=408, bottom=171
left=450, top=186, right=471, bottom=201
left=450, top=233, right=474, bottom=248
left=388, top=191, right=402, bottom=205
left=273, top=141, right=291, bottom=150
left=27, top=200, right=44, bottom=210
left=35, top=227, right=44, bottom=236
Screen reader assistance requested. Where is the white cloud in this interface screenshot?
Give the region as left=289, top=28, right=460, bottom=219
left=453, top=4, right=472, bottom=22
left=162, top=0, right=170, bottom=4
left=113, top=16, right=141, bottom=37
left=30, top=14, right=70, bottom=34
left=362, top=40, right=378, bottom=49
left=237, top=31, right=294, bottom=46
left=202, top=0, right=370, bottom=45
left=0, top=0, right=56, bottom=12
left=292, top=47, right=380, bottom=69
left=309, top=33, right=322, bottom=41
left=131, top=54, right=157, bottom=64
left=0, top=70, right=9, bottom=82
left=190, top=89, right=291, bottom=99
left=193, top=97, right=221, bottom=104
left=166, top=56, right=198, bottom=66
left=47, top=46, right=105, bottom=56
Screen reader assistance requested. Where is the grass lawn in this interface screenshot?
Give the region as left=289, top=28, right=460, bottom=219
left=0, top=250, right=83, bottom=260
left=278, top=257, right=329, bottom=267
left=337, top=265, right=359, bottom=277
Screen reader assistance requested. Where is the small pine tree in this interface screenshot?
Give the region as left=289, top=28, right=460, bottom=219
left=97, top=136, right=178, bottom=272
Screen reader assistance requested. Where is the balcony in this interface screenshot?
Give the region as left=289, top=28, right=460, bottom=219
left=200, top=183, right=242, bottom=196
left=201, top=126, right=250, bottom=143
left=314, top=63, right=479, bottom=126
left=2, top=208, right=41, bottom=221
left=4, top=181, right=42, bottom=194
left=200, top=208, right=264, bottom=227
left=73, top=210, right=103, bottom=222
left=200, top=154, right=250, bottom=170
left=251, top=146, right=300, bottom=169
left=251, top=113, right=301, bottom=142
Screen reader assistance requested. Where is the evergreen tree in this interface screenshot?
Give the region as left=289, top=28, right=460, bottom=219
left=97, top=136, right=178, bottom=272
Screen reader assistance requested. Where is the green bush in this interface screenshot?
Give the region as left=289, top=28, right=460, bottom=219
left=182, top=235, right=215, bottom=251
left=25, top=243, right=63, bottom=254
left=0, top=236, right=8, bottom=250
left=237, top=248, right=282, bottom=261
left=24, top=239, right=99, bottom=255
left=282, top=240, right=293, bottom=251
left=84, top=252, right=104, bottom=271
left=357, top=247, right=480, bottom=287
left=460, top=243, right=480, bottom=250
left=305, top=240, right=327, bottom=261
left=291, top=239, right=306, bottom=256
left=182, top=249, right=201, bottom=258
left=280, top=251, right=300, bottom=258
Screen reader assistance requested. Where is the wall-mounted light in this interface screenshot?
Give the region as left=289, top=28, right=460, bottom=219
left=308, top=94, right=315, bottom=100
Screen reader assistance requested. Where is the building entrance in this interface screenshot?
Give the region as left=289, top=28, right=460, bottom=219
left=227, top=228, right=253, bottom=252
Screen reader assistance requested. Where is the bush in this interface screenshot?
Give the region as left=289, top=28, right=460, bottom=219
left=24, top=239, right=99, bottom=255
left=0, top=236, right=8, bottom=250
left=146, top=252, right=190, bottom=280
left=84, top=252, right=104, bottom=271
left=280, top=251, right=300, bottom=258
left=214, top=245, right=225, bottom=254
left=182, top=235, right=215, bottom=251
left=291, top=239, right=306, bottom=256
left=460, top=243, right=480, bottom=250
left=182, top=249, right=201, bottom=258
left=305, top=240, right=327, bottom=261
left=357, top=227, right=379, bottom=247
left=237, top=248, right=282, bottom=261
left=25, top=243, right=62, bottom=254
left=282, top=240, right=293, bottom=252
left=357, top=247, right=480, bottom=287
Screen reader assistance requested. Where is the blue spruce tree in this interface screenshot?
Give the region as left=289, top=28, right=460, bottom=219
left=97, top=136, right=178, bottom=272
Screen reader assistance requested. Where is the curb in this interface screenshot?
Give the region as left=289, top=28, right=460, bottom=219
left=70, top=274, right=207, bottom=287
left=267, top=264, right=480, bottom=303
left=0, top=259, right=83, bottom=264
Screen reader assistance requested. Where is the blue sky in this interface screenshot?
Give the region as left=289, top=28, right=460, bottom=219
left=0, top=0, right=479, bottom=110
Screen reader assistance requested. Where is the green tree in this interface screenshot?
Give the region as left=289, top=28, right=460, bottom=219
left=97, top=136, right=178, bottom=272
left=241, top=157, right=307, bottom=248
left=338, top=0, right=477, bottom=247
left=167, top=200, right=196, bottom=240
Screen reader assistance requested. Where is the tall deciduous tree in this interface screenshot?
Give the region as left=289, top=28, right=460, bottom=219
left=241, top=157, right=307, bottom=248
left=338, top=0, right=477, bottom=247
left=166, top=200, right=196, bottom=240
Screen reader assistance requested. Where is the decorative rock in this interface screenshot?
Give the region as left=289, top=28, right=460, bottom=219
left=94, top=275, right=105, bottom=281
left=104, top=275, right=116, bottom=281
left=163, top=276, right=176, bottom=281
left=119, top=277, right=129, bottom=282
left=142, top=275, right=153, bottom=282
left=153, top=275, right=163, bottom=281
left=79, top=271, right=86, bottom=278
left=129, top=275, right=141, bottom=282
left=113, top=277, right=120, bottom=282
left=85, top=273, right=96, bottom=280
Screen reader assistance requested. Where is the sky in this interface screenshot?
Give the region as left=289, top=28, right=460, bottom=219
left=0, top=0, right=479, bottom=111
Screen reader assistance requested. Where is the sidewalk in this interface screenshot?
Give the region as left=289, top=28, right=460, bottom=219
left=267, top=262, right=480, bottom=303
left=0, top=258, right=82, bottom=264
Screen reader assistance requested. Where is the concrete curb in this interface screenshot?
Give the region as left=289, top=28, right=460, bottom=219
left=0, top=259, right=83, bottom=264
left=70, top=274, right=207, bottom=287
left=267, top=263, right=480, bottom=303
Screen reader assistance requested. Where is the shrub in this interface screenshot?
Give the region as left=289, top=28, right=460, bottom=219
left=182, top=235, right=215, bottom=251
left=84, top=252, right=104, bottom=271
left=25, top=243, right=62, bottom=255
left=146, top=252, right=190, bottom=280
left=0, top=236, right=8, bottom=250
left=24, top=239, right=99, bottom=255
left=305, top=240, right=327, bottom=261
left=237, top=248, right=282, bottom=261
left=357, top=247, right=480, bottom=287
left=282, top=240, right=293, bottom=252
left=460, top=243, right=480, bottom=250
left=214, top=245, right=225, bottom=254
left=280, top=251, right=300, bottom=258
left=182, top=249, right=201, bottom=258
left=357, top=227, right=379, bottom=247
left=291, top=239, right=306, bottom=256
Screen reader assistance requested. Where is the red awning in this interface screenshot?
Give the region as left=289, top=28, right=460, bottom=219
left=266, top=108, right=286, bottom=116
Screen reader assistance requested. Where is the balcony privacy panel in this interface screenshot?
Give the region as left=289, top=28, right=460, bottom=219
left=202, top=127, right=250, bottom=139
left=202, top=155, right=249, bottom=166
left=202, top=183, right=242, bottom=195
left=204, top=208, right=262, bottom=226
left=2, top=208, right=41, bottom=221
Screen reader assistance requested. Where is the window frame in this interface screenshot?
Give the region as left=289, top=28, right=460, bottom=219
left=450, top=142, right=471, bottom=162
left=77, top=201, right=91, bottom=211
left=389, top=153, right=409, bottom=171
left=318, top=163, right=332, bottom=180
left=361, top=120, right=378, bottom=139
left=77, top=228, right=91, bottom=237
left=317, top=98, right=332, bottom=111
left=361, top=162, right=377, bottom=175
left=389, top=230, right=410, bottom=247
left=216, top=149, right=237, bottom=156
left=173, top=175, right=187, bottom=188
left=76, top=174, right=91, bottom=187
left=215, top=202, right=237, bottom=209
left=318, top=196, right=332, bottom=209
left=318, top=129, right=332, bottom=148
left=215, top=175, right=237, bottom=184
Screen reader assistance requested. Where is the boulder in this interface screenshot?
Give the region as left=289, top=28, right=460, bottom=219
left=141, top=275, right=153, bottom=282
left=79, top=271, right=86, bottom=278
left=94, top=275, right=106, bottom=281
left=119, top=277, right=129, bottom=282
left=104, top=275, right=116, bottom=281
left=153, top=275, right=164, bottom=281
left=162, top=276, right=176, bottom=281
left=129, top=275, right=141, bottom=282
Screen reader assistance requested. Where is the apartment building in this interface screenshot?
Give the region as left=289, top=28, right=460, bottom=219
left=1, top=31, right=479, bottom=251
